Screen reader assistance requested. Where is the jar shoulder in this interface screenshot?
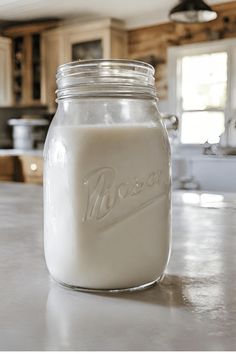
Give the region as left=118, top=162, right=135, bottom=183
left=51, top=98, right=162, bottom=126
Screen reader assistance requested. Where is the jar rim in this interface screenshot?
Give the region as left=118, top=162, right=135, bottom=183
left=56, top=59, right=157, bottom=100
left=57, top=59, right=155, bottom=77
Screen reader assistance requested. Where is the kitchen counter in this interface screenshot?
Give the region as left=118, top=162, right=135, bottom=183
left=173, top=153, right=236, bottom=161
left=0, top=182, right=236, bottom=350
left=0, top=148, right=43, bottom=156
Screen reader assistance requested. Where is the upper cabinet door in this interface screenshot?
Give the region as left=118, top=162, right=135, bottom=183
left=41, top=19, right=127, bottom=112
left=60, top=19, right=127, bottom=64
left=3, top=21, right=58, bottom=107
left=0, top=37, right=12, bottom=106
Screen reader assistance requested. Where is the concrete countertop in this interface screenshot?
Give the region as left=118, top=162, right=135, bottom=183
left=0, top=182, right=236, bottom=350
left=172, top=153, right=236, bottom=161
left=0, top=149, right=43, bottom=157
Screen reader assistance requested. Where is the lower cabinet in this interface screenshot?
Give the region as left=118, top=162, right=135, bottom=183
left=0, top=156, right=15, bottom=181
left=0, top=155, right=43, bottom=184
left=18, top=155, right=43, bottom=184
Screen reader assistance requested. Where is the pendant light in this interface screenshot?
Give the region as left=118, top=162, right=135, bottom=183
left=169, top=0, right=218, bottom=23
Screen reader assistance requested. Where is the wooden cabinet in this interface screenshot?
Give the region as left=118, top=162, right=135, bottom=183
left=11, top=34, right=41, bottom=105
left=60, top=18, right=127, bottom=63
left=0, top=156, right=15, bottom=181
left=18, top=155, right=43, bottom=184
left=0, top=37, right=12, bottom=106
left=41, top=31, right=62, bottom=113
left=41, top=19, right=127, bottom=112
left=3, top=21, right=58, bottom=106
left=0, top=154, right=43, bottom=184
left=2, top=19, right=127, bottom=110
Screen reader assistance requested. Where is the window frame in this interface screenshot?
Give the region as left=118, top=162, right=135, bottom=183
left=168, top=38, right=236, bottom=148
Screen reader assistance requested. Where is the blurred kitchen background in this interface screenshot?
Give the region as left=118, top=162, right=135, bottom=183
left=0, top=0, right=236, bottom=192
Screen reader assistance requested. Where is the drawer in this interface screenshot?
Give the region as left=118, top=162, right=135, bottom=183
left=0, top=156, right=15, bottom=181
left=18, top=155, right=43, bottom=184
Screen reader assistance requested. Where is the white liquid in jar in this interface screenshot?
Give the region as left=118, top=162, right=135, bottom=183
left=44, top=124, right=171, bottom=290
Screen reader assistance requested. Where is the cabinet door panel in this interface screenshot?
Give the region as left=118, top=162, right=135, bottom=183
left=41, top=20, right=127, bottom=111
left=72, top=39, right=103, bottom=61
left=19, top=155, right=43, bottom=184
left=0, top=156, right=14, bottom=181
left=0, top=37, right=12, bottom=106
left=41, top=32, right=60, bottom=112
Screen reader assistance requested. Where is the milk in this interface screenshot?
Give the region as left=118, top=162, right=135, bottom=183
left=44, top=124, right=171, bottom=290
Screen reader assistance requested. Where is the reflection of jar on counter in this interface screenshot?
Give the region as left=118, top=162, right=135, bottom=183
left=44, top=59, right=171, bottom=292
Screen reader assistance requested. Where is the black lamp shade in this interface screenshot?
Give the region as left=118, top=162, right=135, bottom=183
left=169, top=0, right=218, bottom=23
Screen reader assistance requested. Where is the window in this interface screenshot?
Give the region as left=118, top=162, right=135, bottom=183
left=168, top=39, right=236, bottom=146
left=181, top=52, right=227, bottom=144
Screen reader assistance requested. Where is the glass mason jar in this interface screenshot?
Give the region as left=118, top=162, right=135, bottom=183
left=44, top=59, right=171, bottom=292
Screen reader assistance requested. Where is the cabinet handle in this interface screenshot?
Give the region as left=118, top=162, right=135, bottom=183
left=30, top=163, right=38, bottom=172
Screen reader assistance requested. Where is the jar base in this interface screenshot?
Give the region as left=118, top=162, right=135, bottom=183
left=51, top=275, right=164, bottom=294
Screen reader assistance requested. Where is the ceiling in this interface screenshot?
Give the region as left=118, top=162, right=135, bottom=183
left=0, top=0, right=232, bottom=29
